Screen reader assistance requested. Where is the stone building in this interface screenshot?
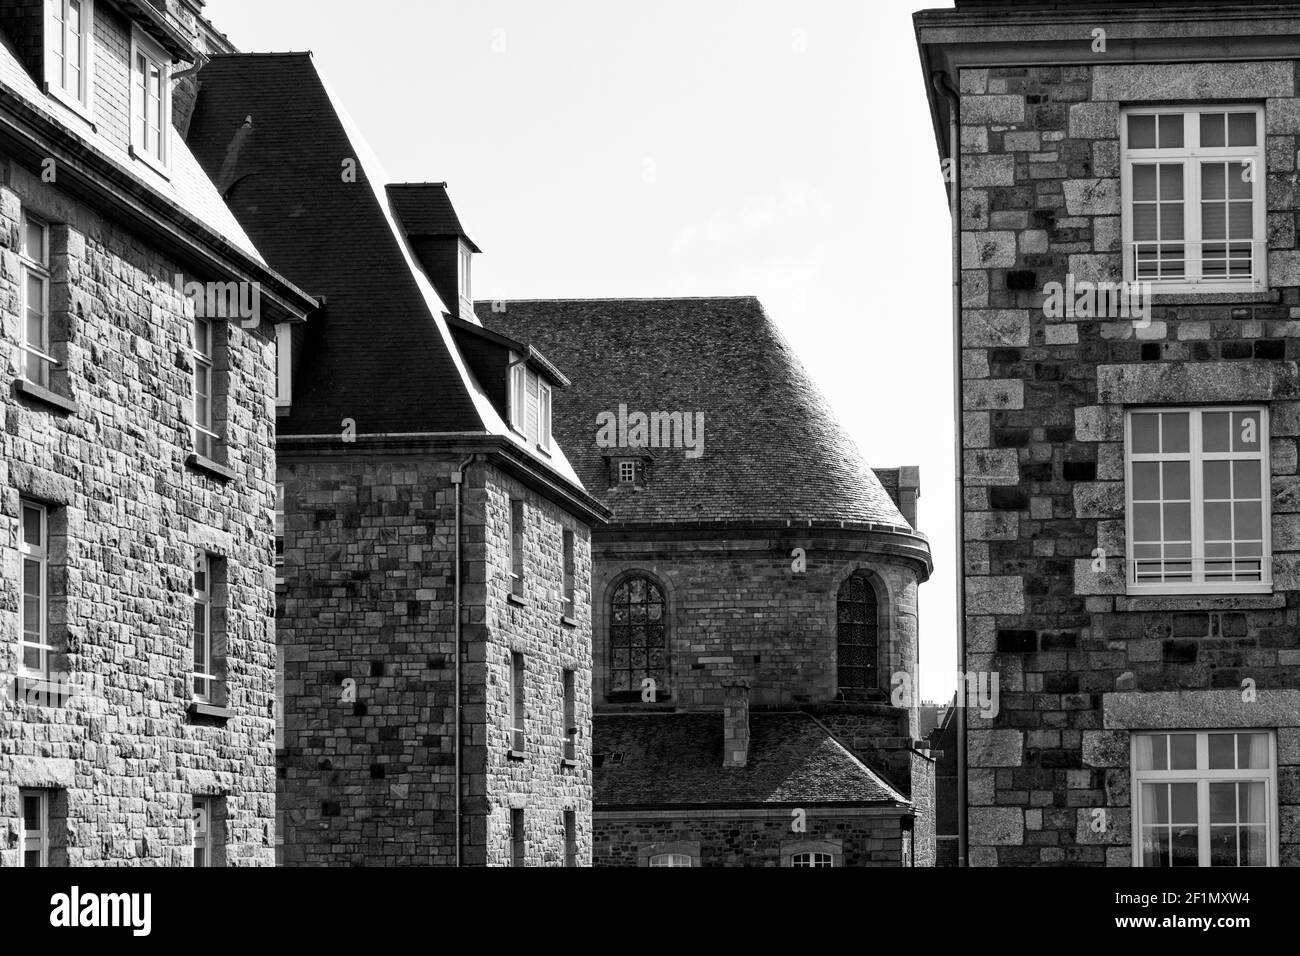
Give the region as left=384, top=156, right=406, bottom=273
left=0, top=0, right=315, bottom=865
left=482, top=297, right=936, bottom=866
left=918, top=0, right=1300, bottom=866
left=185, top=53, right=608, bottom=866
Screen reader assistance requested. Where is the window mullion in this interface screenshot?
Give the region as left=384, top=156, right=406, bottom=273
left=1190, top=412, right=1205, bottom=584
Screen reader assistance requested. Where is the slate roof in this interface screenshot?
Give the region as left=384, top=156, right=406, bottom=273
left=479, top=297, right=913, bottom=528
left=0, top=28, right=262, bottom=262
left=388, top=183, right=480, bottom=251
left=594, top=712, right=908, bottom=809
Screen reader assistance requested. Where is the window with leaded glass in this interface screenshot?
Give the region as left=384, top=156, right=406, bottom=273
left=608, top=575, right=667, bottom=699
left=837, top=572, right=879, bottom=694
left=1133, top=731, right=1275, bottom=867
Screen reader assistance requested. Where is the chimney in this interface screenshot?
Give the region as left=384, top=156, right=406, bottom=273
left=898, top=466, right=921, bottom=530
left=722, top=682, right=751, bottom=768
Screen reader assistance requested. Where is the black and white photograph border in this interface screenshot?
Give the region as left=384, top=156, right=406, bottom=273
left=0, top=0, right=1292, bottom=938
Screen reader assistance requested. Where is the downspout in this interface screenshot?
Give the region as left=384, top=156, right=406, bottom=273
left=450, top=453, right=479, bottom=867
left=933, top=70, right=967, bottom=869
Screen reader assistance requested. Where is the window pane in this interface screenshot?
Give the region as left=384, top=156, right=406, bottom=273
left=1131, top=413, right=1160, bottom=453
left=1162, top=461, right=1190, bottom=499
left=1228, top=112, right=1256, bottom=147
left=1209, top=733, right=1235, bottom=770
left=1203, top=162, right=1226, bottom=200
left=1202, top=412, right=1230, bottom=452
left=1204, top=501, right=1231, bottom=541
left=1234, top=501, right=1262, bottom=540
left=1159, top=163, right=1183, bottom=200
left=1209, top=782, right=1237, bottom=824
left=22, top=795, right=41, bottom=830
left=1132, top=462, right=1160, bottom=500
left=1204, top=460, right=1230, bottom=499
left=1233, top=412, right=1260, bottom=451
left=1200, top=112, right=1226, bottom=148
left=1170, top=736, right=1197, bottom=771
left=1239, top=733, right=1269, bottom=769
left=1163, top=502, right=1191, bottom=540
left=1158, top=114, right=1183, bottom=149
left=1228, top=163, right=1252, bottom=201
left=1129, top=114, right=1156, bottom=149
left=23, top=506, right=43, bottom=547
left=1162, top=413, right=1189, bottom=453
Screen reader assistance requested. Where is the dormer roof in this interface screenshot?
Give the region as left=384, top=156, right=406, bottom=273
left=388, top=182, right=480, bottom=252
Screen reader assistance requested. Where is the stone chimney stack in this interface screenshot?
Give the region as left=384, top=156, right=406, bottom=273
left=898, top=466, right=921, bottom=530
left=722, top=682, right=751, bottom=768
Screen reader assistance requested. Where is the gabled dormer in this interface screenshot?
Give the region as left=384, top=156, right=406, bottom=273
left=445, top=316, right=569, bottom=457
left=387, top=182, right=481, bottom=322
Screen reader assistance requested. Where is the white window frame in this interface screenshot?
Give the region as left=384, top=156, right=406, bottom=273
left=20, top=790, right=50, bottom=867
left=509, top=358, right=527, bottom=433
left=194, top=553, right=214, bottom=701
left=458, top=241, right=472, bottom=304
left=790, top=852, right=834, bottom=867
left=1131, top=731, right=1278, bottom=868
left=562, top=668, right=576, bottom=761
left=509, top=499, right=524, bottom=598
left=618, top=460, right=637, bottom=485
left=1121, top=105, right=1266, bottom=294
left=537, top=381, right=552, bottom=452
left=19, top=210, right=54, bottom=390
left=1125, top=406, right=1272, bottom=595
left=561, top=529, right=575, bottom=618
left=129, top=27, right=171, bottom=175
left=45, top=0, right=95, bottom=118
left=275, top=323, right=292, bottom=408
left=192, top=314, right=218, bottom=459
left=509, top=651, right=525, bottom=751
left=19, top=500, right=52, bottom=681
left=193, top=797, right=213, bottom=867
left=781, top=839, right=843, bottom=867
left=648, top=853, right=693, bottom=867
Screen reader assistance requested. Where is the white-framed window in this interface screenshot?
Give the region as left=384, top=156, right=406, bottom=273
left=275, top=482, right=285, bottom=585
left=1132, top=731, right=1276, bottom=867
left=509, top=651, right=525, bottom=751
left=46, top=0, right=94, bottom=115
left=129, top=28, right=170, bottom=172
left=193, top=552, right=214, bottom=700
left=20, top=790, right=50, bottom=867
left=192, top=314, right=218, bottom=459
left=458, top=242, right=472, bottom=303
left=19, top=210, right=53, bottom=390
left=1121, top=105, right=1266, bottom=293
left=1125, top=407, right=1270, bottom=594
left=618, top=460, right=637, bottom=485
left=509, top=359, right=527, bottom=433
left=509, top=499, right=524, bottom=598
left=537, top=381, right=552, bottom=452
left=561, top=529, right=575, bottom=618
left=20, top=500, right=52, bottom=680
left=790, top=852, right=834, bottom=867
left=562, top=668, right=576, bottom=761
left=648, top=853, right=693, bottom=867
left=193, top=797, right=213, bottom=867
left=275, top=324, right=292, bottom=408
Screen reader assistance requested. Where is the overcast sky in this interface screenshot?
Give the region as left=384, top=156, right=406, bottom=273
left=209, top=0, right=959, bottom=700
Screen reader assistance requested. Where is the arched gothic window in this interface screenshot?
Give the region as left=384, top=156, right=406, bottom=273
left=609, top=575, right=667, bottom=697
left=837, top=572, right=880, bottom=694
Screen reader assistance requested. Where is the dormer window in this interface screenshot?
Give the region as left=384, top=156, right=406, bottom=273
left=46, top=0, right=94, bottom=116
left=275, top=324, right=292, bottom=408
left=130, top=28, right=171, bottom=173
left=618, top=460, right=637, bottom=485
left=508, top=356, right=554, bottom=453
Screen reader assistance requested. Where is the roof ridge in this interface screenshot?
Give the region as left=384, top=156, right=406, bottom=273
left=207, top=51, right=315, bottom=58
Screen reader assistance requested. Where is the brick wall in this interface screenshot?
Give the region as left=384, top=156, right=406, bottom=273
left=0, top=158, right=278, bottom=865
left=958, top=61, right=1300, bottom=866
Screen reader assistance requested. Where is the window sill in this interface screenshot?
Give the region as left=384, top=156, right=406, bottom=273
left=560, top=757, right=578, bottom=769
left=128, top=143, right=171, bottom=180
left=507, top=749, right=527, bottom=762
left=45, top=83, right=96, bottom=130
left=507, top=593, right=528, bottom=607
left=1116, top=593, right=1284, bottom=612
left=188, top=701, right=234, bottom=724
left=14, top=380, right=79, bottom=415
left=561, top=615, right=579, bottom=628
left=186, top=453, right=235, bottom=482
left=1149, top=290, right=1277, bottom=306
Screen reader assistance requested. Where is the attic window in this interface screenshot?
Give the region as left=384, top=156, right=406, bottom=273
left=46, top=0, right=95, bottom=116
left=509, top=357, right=553, bottom=453
left=275, top=324, right=292, bottom=408
left=618, top=461, right=637, bottom=485
left=130, top=28, right=171, bottom=173
left=458, top=242, right=472, bottom=303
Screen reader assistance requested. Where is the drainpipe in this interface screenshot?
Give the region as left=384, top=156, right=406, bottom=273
left=450, top=454, right=479, bottom=867
left=933, top=69, right=967, bottom=869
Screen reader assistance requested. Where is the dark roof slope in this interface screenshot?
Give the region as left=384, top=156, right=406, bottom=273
left=186, top=53, right=480, bottom=435
left=388, top=183, right=480, bottom=251
left=595, top=712, right=907, bottom=808
left=480, top=297, right=910, bottom=527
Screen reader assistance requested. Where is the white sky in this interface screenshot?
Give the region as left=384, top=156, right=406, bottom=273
left=209, top=0, right=960, bottom=700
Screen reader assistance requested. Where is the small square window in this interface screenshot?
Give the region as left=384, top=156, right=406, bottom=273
left=618, top=460, right=637, bottom=484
